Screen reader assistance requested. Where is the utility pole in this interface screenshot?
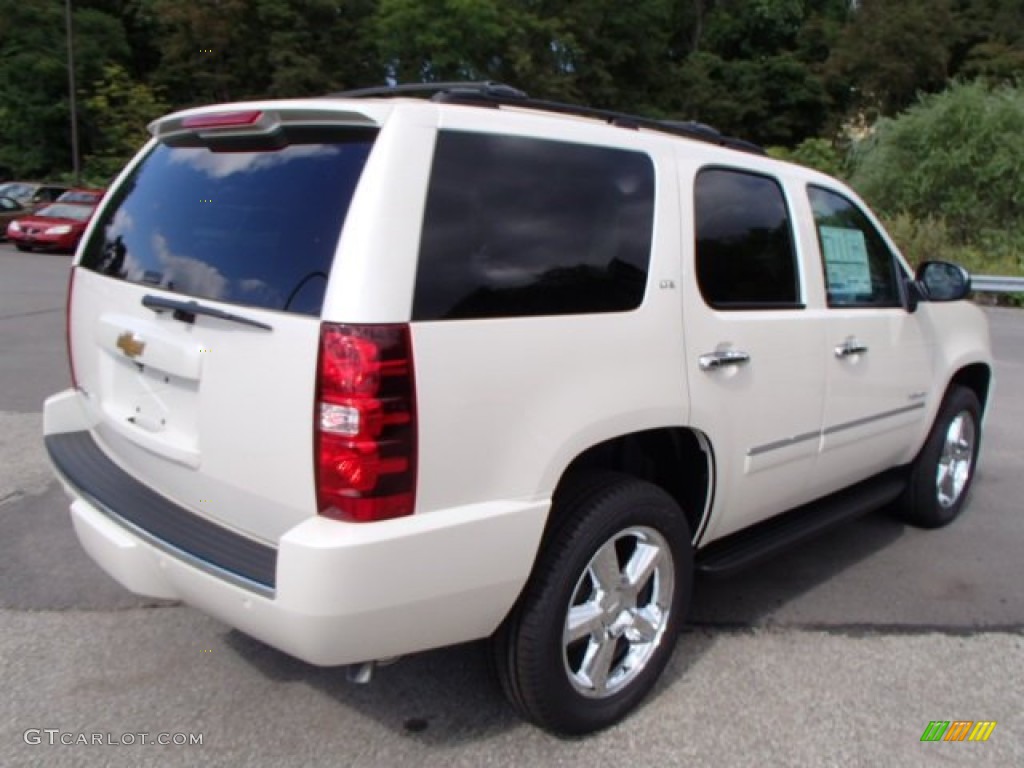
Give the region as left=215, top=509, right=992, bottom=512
left=65, top=0, right=81, bottom=185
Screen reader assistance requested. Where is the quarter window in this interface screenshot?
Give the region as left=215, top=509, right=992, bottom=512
left=694, top=168, right=800, bottom=309
left=808, top=186, right=901, bottom=308
left=414, top=132, right=655, bottom=320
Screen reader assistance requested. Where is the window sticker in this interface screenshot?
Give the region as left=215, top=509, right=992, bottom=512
left=819, top=225, right=871, bottom=297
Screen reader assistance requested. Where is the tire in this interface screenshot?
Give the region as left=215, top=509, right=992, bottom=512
left=895, top=386, right=982, bottom=529
left=15, top=243, right=30, bottom=252
left=491, top=472, right=693, bottom=735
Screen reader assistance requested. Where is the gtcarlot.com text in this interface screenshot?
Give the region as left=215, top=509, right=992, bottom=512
left=23, top=729, right=203, bottom=746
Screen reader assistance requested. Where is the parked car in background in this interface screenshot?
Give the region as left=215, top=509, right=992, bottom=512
left=57, top=188, right=106, bottom=205
left=0, top=196, right=29, bottom=239
left=6, top=202, right=96, bottom=252
left=0, top=181, right=71, bottom=211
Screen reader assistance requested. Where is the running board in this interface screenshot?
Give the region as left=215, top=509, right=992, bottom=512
left=695, top=472, right=906, bottom=578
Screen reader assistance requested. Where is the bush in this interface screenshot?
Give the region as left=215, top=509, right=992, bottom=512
left=882, top=212, right=1024, bottom=276
left=767, top=137, right=847, bottom=178
left=849, top=81, right=1024, bottom=246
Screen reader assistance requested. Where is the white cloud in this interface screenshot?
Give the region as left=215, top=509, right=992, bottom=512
left=149, top=232, right=229, bottom=299
left=168, top=145, right=341, bottom=179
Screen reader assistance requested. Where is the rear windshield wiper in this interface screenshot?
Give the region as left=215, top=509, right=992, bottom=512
left=142, top=295, right=273, bottom=331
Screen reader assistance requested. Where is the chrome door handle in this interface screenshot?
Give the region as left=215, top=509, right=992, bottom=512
left=834, top=338, right=869, bottom=358
left=699, top=349, right=751, bottom=371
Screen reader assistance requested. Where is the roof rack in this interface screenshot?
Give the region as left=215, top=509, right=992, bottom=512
left=332, top=81, right=528, bottom=101
left=328, top=81, right=765, bottom=156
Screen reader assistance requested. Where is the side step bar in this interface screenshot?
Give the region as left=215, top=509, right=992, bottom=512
left=695, top=471, right=906, bottom=578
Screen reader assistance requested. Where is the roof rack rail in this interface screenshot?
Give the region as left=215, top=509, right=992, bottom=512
left=330, top=81, right=528, bottom=101
left=330, top=81, right=764, bottom=155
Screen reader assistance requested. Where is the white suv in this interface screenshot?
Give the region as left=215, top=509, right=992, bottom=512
left=44, top=83, right=993, bottom=734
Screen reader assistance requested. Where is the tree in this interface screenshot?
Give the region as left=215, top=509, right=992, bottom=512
left=0, top=0, right=129, bottom=178
left=143, top=0, right=379, bottom=107
left=374, top=0, right=575, bottom=100
left=950, top=0, right=1024, bottom=82
left=670, top=51, right=829, bottom=145
left=826, top=0, right=956, bottom=119
left=82, top=63, right=167, bottom=181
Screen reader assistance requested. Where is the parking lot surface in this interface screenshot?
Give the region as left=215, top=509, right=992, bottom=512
left=1, top=243, right=1021, bottom=766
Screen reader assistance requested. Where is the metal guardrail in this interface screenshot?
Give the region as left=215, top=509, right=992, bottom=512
left=973, top=275, right=1024, bottom=293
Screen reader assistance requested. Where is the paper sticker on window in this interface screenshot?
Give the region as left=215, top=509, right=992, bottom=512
left=820, top=225, right=871, bottom=297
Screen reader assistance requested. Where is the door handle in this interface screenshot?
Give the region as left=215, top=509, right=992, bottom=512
left=699, top=349, right=751, bottom=371
left=834, top=338, right=869, bottom=358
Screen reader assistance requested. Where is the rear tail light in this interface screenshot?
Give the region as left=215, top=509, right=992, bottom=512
left=66, top=265, right=77, bottom=389
left=315, top=324, right=417, bottom=522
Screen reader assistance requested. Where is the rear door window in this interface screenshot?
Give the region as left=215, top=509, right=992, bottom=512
left=80, top=128, right=377, bottom=317
left=694, top=167, right=801, bottom=309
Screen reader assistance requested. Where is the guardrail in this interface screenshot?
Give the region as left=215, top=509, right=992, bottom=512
left=973, top=275, right=1024, bottom=293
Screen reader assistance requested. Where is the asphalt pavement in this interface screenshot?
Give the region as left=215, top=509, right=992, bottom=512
left=1, top=243, right=1021, bottom=767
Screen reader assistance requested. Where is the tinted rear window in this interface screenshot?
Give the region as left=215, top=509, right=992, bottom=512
left=80, top=128, right=376, bottom=316
left=414, top=131, right=654, bottom=320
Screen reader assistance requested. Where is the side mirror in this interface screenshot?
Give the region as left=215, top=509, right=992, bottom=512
left=916, top=261, right=971, bottom=303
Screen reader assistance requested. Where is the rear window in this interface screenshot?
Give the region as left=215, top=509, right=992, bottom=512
left=80, top=128, right=377, bottom=317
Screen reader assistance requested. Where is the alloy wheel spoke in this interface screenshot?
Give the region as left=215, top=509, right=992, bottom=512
left=589, top=544, right=622, bottom=595
left=580, top=634, right=619, bottom=694
left=566, top=601, right=606, bottom=644
left=623, top=542, right=661, bottom=593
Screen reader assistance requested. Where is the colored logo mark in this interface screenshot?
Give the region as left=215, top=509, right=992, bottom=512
left=920, top=720, right=997, bottom=742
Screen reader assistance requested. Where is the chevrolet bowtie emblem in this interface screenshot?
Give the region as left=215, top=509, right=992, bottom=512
left=116, top=332, right=145, bottom=359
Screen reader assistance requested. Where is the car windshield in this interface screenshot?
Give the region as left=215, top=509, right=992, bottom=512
left=0, top=182, right=34, bottom=200
left=59, top=190, right=101, bottom=203
left=35, top=203, right=93, bottom=221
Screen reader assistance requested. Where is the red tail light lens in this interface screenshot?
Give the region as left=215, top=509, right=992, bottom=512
left=315, top=324, right=416, bottom=522
left=181, top=110, right=263, bottom=130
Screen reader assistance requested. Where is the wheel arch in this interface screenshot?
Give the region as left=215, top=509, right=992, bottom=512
left=546, top=427, right=715, bottom=547
left=947, top=362, right=992, bottom=415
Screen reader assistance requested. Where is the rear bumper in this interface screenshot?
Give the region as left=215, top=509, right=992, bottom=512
left=44, top=389, right=548, bottom=666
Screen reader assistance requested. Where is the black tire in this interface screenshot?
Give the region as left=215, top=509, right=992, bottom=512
left=895, top=386, right=982, bottom=529
left=15, top=243, right=30, bottom=252
left=491, top=472, right=693, bottom=735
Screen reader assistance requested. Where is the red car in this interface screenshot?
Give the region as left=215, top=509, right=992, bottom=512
left=6, top=202, right=96, bottom=253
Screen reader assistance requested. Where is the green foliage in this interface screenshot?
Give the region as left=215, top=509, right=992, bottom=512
left=767, top=137, right=847, bottom=178
left=0, top=0, right=130, bottom=179
left=673, top=51, right=829, bottom=146
left=826, top=0, right=956, bottom=118
left=883, top=212, right=1024, bottom=305
left=82, top=63, right=168, bottom=182
left=849, top=81, right=1024, bottom=242
left=0, top=0, right=1021, bottom=190
left=143, top=0, right=379, bottom=106
left=952, top=0, right=1024, bottom=82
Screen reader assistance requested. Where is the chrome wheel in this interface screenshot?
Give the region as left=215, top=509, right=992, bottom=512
left=562, top=526, right=674, bottom=699
left=936, top=410, right=976, bottom=509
